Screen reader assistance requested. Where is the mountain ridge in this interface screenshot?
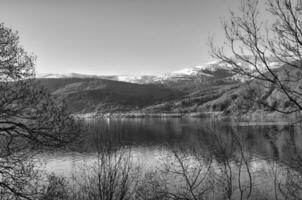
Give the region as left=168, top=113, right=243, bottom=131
left=38, top=78, right=182, bottom=114
left=37, top=61, right=235, bottom=85
left=37, top=60, right=298, bottom=118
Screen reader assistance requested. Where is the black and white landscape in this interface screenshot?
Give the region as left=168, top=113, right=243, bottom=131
left=1, top=0, right=302, bottom=200
left=35, top=58, right=297, bottom=120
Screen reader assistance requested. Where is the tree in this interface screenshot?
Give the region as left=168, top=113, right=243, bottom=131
left=210, top=0, right=302, bottom=115
left=0, top=23, right=81, bottom=199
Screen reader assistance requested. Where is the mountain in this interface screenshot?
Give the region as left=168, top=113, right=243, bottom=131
left=38, top=59, right=281, bottom=86
left=38, top=78, right=181, bottom=114
left=142, top=62, right=301, bottom=118
left=37, top=59, right=296, bottom=118
left=37, top=61, right=237, bottom=86
left=35, top=61, right=243, bottom=116
left=38, top=73, right=160, bottom=84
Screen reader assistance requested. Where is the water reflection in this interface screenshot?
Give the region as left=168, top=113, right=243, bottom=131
left=41, top=118, right=302, bottom=174
left=40, top=118, right=302, bottom=199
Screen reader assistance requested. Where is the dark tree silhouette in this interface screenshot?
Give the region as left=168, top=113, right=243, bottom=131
left=210, top=0, right=302, bottom=115
left=0, top=23, right=81, bottom=199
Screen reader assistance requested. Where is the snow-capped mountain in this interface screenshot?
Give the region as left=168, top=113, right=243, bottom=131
left=38, top=73, right=102, bottom=79
left=157, top=60, right=236, bottom=83
left=37, top=61, right=236, bottom=84
left=37, top=59, right=281, bottom=85
left=37, top=73, right=160, bottom=84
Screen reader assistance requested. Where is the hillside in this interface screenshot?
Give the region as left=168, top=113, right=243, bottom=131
left=36, top=60, right=301, bottom=118
left=37, top=60, right=238, bottom=89
left=36, top=61, right=241, bottom=115
left=206, top=64, right=302, bottom=115
left=142, top=63, right=301, bottom=118
left=141, top=83, right=241, bottom=114
left=38, top=78, right=182, bottom=114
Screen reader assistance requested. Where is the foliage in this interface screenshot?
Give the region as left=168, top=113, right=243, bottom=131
left=210, top=0, right=302, bottom=115
left=0, top=23, right=82, bottom=199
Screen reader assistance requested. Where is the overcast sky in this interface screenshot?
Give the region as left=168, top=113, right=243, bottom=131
left=0, top=0, right=240, bottom=75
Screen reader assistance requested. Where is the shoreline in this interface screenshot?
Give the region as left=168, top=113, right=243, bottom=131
left=73, top=111, right=301, bottom=123
left=74, top=111, right=224, bottom=119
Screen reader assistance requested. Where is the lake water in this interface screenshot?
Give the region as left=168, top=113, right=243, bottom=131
left=39, top=118, right=301, bottom=173
left=38, top=118, right=302, bottom=198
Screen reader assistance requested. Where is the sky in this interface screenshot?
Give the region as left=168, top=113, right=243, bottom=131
left=0, top=0, right=240, bottom=75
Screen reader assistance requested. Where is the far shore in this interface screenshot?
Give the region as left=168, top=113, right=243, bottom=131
left=73, top=110, right=301, bottom=123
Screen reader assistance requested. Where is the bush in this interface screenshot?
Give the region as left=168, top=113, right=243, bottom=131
left=41, top=175, right=70, bottom=200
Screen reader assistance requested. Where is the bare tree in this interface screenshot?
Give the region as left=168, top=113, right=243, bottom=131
left=210, top=0, right=302, bottom=115
left=0, top=23, right=81, bottom=199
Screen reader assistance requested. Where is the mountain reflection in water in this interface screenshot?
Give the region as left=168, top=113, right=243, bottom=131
left=40, top=118, right=301, bottom=176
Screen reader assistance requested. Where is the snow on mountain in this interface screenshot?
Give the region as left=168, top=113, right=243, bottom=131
left=37, top=60, right=230, bottom=81
left=116, top=75, right=152, bottom=83
left=36, top=62, right=232, bottom=83
left=37, top=59, right=282, bottom=84
left=172, top=68, right=198, bottom=75
left=170, top=67, right=213, bottom=77
left=37, top=73, right=159, bottom=84
left=37, top=73, right=67, bottom=78
left=37, top=73, right=102, bottom=79
left=163, top=61, right=228, bottom=78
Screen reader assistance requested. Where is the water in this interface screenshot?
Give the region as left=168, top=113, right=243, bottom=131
left=37, top=118, right=302, bottom=198
left=39, top=118, right=301, bottom=176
